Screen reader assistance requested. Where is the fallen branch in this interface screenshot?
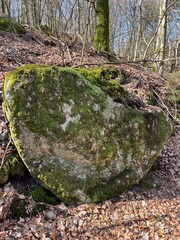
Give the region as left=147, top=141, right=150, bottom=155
left=152, top=89, right=180, bottom=125
left=73, top=57, right=180, bottom=68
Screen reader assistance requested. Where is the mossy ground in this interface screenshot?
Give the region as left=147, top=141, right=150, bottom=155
left=31, top=204, right=46, bottom=216
left=164, top=71, right=180, bottom=121
left=0, top=161, right=9, bottom=185
left=0, top=17, right=25, bottom=34
left=10, top=198, right=27, bottom=219
left=7, top=176, right=58, bottom=218
left=0, top=155, right=26, bottom=185
left=32, top=186, right=60, bottom=205
left=10, top=197, right=48, bottom=219
left=40, top=24, right=52, bottom=36
left=165, top=72, right=180, bottom=106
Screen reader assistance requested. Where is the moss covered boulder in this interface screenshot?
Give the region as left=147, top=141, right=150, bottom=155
left=3, top=65, right=172, bottom=204
left=0, top=17, right=25, bottom=34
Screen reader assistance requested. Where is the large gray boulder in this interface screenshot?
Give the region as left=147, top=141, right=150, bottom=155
left=3, top=65, right=172, bottom=204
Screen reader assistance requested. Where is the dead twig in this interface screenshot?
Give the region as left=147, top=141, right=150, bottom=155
left=66, top=46, right=72, bottom=62
left=152, top=89, right=180, bottom=125
left=73, top=57, right=180, bottom=68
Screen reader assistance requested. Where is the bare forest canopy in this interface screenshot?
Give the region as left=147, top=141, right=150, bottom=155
left=0, top=0, right=179, bottom=73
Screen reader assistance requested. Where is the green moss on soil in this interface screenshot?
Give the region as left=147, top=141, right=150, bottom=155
left=29, top=50, right=41, bottom=56
left=40, top=24, right=52, bottom=36
left=0, top=161, right=10, bottom=185
left=31, top=204, right=46, bottom=216
left=0, top=155, right=26, bottom=185
left=8, top=155, right=26, bottom=177
left=139, top=176, right=154, bottom=190
left=44, top=40, right=56, bottom=46
left=10, top=198, right=27, bottom=219
left=0, top=17, right=25, bottom=34
left=165, top=71, right=180, bottom=114
left=32, top=186, right=59, bottom=205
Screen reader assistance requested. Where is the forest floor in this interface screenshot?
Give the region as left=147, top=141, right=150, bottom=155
left=0, top=29, right=179, bottom=239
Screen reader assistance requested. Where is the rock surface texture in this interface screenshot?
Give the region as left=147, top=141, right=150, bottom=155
left=3, top=65, right=172, bottom=204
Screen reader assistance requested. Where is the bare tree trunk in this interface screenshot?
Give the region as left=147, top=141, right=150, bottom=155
left=134, top=0, right=143, bottom=61
left=175, top=41, right=180, bottom=70
left=2, top=0, right=11, bottom=16
left=23, top=0, right=30, bottom=26
left=155, top=0, right=167, bottom=74
left=1, top=0, right=5, bottom=14
left=77, top=0, right=81, bottom=34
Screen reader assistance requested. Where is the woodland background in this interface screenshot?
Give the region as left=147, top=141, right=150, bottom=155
left=0, top=0, right=180, bottom=73
left=0, top=0, right=179, bottom=239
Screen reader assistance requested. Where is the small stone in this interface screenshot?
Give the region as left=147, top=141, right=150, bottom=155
left=78, top=219, right=84, bottom=227
left=58, top=203, right=68, bottom=212
left=0, top=129, right=9, bottom=142
left=46, top=211, right=56, bottom=220
left=19, top=194, right=26, bottom=200
left=127, top=191, right=134, bottom=197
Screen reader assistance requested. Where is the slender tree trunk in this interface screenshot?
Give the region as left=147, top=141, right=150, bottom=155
left=175, top=41, right=180, bottom=69
left=94, top=0, right=109, bottom=52
left=155, top=0, right=167, bottom=74
left=23, top=0, right=30, bottom=26
left=5, top=0, right=11, bottom=17
left=134, top=0, right=143, bottom=61
left=1, top=0, right=5, bottom=14
left=77, top=0, right=81, bottom=34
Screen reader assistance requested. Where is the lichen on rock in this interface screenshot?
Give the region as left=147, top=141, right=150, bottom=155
left=3, top=64, right=172, bottom=204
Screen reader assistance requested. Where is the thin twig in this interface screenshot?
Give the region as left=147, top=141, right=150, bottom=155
left=143, top=0, right=178, bottom=59
left=66, top=46, right=72, bottom=62
left=152, top=89, right=180, bottom=124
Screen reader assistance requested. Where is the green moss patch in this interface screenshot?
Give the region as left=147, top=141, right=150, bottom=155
left=0, top=17, right=25, bottom=34
left=10, top=198, right=27, bottom=219
left=76, top=67, right=131, bottom=105
left=32, top=186, right=60, bottom=205
left=0, top=161, right=9, bottom=185
left=40, top=24, right=52, bottom=36
left=31, top=204, right=46, bottom=216
left=0, top=155, right=26, bottom=185
left=165, top=71, right=180, bottom=105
